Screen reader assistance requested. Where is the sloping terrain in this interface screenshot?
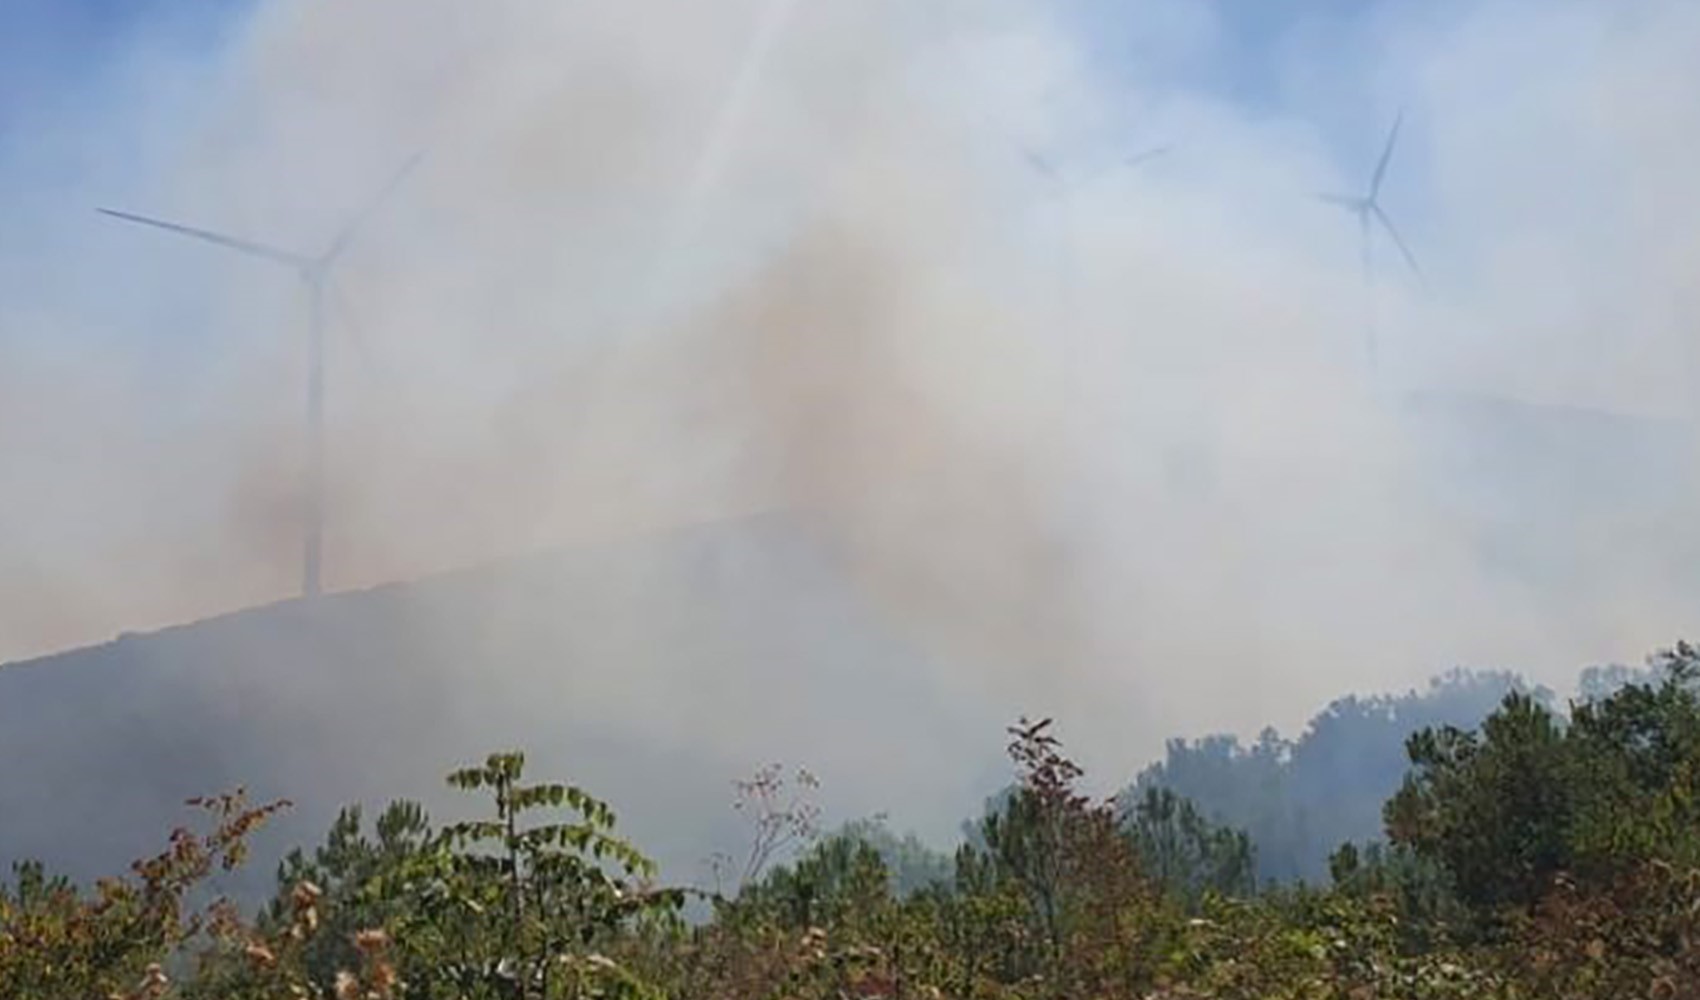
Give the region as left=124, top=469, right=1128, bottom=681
left=1399, top=390, right=1698, bottom=584
left=0, top=512, right=1000, bottom=896
left=4, top=397, right=1695, bottom=901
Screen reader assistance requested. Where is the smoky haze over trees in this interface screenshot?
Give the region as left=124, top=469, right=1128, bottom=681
left=6, top=0, right=1700, bottom=992
left=11, top=649, right=1700, bottom=996
left=4, top=0, right=1700, bottom=786
left=0, top=516, right=1652, bottom=904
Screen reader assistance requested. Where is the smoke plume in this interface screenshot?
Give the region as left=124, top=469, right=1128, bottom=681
left=4, top=0, right=1700, bottom=805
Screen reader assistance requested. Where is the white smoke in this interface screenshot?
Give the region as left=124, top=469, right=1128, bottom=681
left=3, top=0, right=1700, bottom=797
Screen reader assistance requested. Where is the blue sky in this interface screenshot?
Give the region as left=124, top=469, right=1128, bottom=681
left=1071, top=0, right=1369, bottom=103
left=0, top=0, right=250, bottom=135
left=0, top=0, right=1438, bottom=392
left=0, top=0, right=1368, bottom=124
left=0, top=0, right=244, bottom=63
left=0, top=0, right=1425, bottom=204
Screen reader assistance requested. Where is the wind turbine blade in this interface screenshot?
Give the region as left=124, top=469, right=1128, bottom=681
left=1369, top=109, right=1404, bottom=199
left=97, top=208, right=310, bottom=267
left=1315, top=193, right=1361, bottom=209
left=319, top=151, right=426, bottom=267
left=1124, top=144, right=1172, bottom=169
left=1051, top=143, right=1174, bottom=193
left=1016, top=143, right=1061, bottom=183
left=1026, top=151, right=1054, bottom=184
left=1372, top=203, right=1426, bottom=287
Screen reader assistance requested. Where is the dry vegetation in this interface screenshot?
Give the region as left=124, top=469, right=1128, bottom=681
left=8, top=645, right=1700, bottom=998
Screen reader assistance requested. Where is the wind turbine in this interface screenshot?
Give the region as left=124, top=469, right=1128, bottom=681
left=98, top=152, right=424, bottom=600
left=1015, top=140, right=1172, bottom=409
left=1004, top=138, right=1175, bottom=614
left=1018, top=142, right=1172, bottom=189
left=1318, top=111, right=1424, bottom=373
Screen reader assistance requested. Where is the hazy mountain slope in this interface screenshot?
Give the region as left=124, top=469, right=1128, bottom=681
left=0, top=512, right=1000, bottom=896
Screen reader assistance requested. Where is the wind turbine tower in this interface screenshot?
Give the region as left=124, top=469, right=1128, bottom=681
left=1318, top=111, right=1424, bottom=374
left=1013, top=139, right=1176, bottom=433
left=1015, top=141, right=1171, bottom=410
left=99, top=153, right=424, bottom=599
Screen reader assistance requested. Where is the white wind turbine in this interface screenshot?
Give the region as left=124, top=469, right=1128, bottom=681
left=1318, top=111, right=1424, bottom=375
left=1015, top=139, right=1172, bottom=408
left=98, top=152, right=424, bottom=599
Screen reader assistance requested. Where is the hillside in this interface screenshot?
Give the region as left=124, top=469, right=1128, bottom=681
left=4, top=393, right=1695, bottom=899
left=1398, top=389, right=1699, bottom=617
left=0, top=512, right=1001, bottom=894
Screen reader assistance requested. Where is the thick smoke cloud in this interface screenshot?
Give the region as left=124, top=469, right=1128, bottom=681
left=4, top=0, right=1700, bottom=802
